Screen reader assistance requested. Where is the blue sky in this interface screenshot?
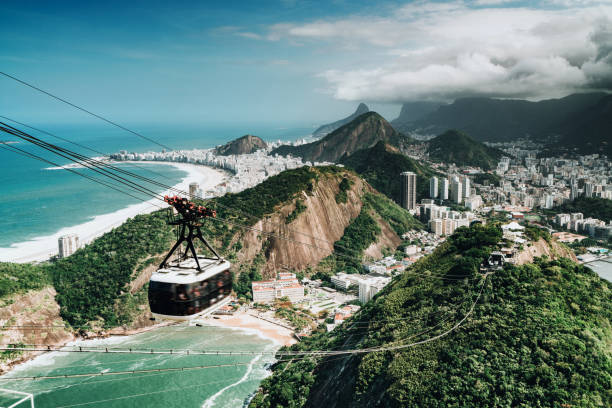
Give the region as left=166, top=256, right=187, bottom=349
left=1, top=0, right=611, bottom=126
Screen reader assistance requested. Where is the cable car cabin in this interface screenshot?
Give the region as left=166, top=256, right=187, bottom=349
left=149, top=256, right=232, bottom=320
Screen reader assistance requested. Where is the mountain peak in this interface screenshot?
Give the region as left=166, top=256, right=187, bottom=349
left=272, top=111, right=412, bottom=163
left=313, top=103, right=370, bottom=137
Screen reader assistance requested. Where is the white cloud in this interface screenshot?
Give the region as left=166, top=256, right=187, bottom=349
left=259, top=2, right=612, bottom=102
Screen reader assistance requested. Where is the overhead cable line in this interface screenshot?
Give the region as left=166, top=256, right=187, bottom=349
left=0, top=276, right=487, bottom=360
left=0, top=114, right=173, bottom=181
left=0, top=71, right=173, bottom=151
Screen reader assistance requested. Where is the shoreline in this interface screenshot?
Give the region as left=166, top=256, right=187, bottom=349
left=196, top=311, right=297, bottom=347
left=0, top=162, right=227, bottom=263
left=1, top=310, right=294, bottom=379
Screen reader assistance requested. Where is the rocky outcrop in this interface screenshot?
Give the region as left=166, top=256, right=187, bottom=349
left=515, top=238, right=577, bottom=265
left=232, top=172, right=402, bottom=277
left=215, top=134, right=267, bottom=156
left=0, top=287, right=74, bottom=373
left=313, top=103, right=369, bottom=137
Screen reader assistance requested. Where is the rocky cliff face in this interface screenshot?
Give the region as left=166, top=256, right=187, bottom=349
left=0, top=287, right=74, bottom=373
left=231, top=171, right=403, bottom=277
left=215, top=134, right=267, bottom=156
left=515, top=237, right=577, bottom=265
left=272, top=112, right=412, bottom=163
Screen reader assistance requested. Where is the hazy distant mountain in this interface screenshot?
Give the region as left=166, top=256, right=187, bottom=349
left=427, top=130, right=504, bottom=170
left=391, top=101, right=444, bottom=131
left=395, top=93, right=610, bottom=152
left=312, top=103, right=369, bottom=137
left=272, top=112, right=413, bottom=163
left=555, top=94, right=612, bottom=156
left=214, top=134, right=267, bottom=156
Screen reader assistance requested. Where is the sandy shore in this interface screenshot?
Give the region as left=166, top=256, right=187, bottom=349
left=0, top=162, right=227, bottom=263
left=200, top=311, right=297, bottom=347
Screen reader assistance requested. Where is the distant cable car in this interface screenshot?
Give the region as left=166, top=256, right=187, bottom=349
left=148, top=196, right=232, bottom=320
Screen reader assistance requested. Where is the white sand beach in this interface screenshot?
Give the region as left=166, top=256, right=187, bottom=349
left=201, top=311, right=297, bottom=347
left=0, top=162, right=227, bottom=263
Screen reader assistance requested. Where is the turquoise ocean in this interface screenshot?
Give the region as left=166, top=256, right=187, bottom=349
left=0, top=122, right=313, bottom=249
left=0, top=325, right=277, bottom=407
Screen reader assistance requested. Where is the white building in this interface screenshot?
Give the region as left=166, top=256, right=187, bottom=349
left=440, top=178, right=449, bottom=200
left=358, top=276, right=390, bottom=304
left=58, top=234, right=80, bottom=258
left=252, top=273, right=304, bottom=303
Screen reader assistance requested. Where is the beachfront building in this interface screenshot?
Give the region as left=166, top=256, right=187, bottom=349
left=252, top=272, right=305, bottom=303
left=58, top=234, right=80, bottom=258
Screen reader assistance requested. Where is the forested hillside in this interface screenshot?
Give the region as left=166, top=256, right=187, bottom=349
left=339, top=141, right=437, bottom=202
left=251, top=224, right=612, bottom=408
left=550, top=196, right=612, bottom=223
left=427, top=130, right=503, bottom=170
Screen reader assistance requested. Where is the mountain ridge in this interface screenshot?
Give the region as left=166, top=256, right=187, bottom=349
left=313, top=103, right=369, bottom=137
left=392, top=93, right=611, bottom=155
left=272, top=112, right=413, bottom=163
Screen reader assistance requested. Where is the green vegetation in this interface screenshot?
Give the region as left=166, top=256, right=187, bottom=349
left=275, top=307, right=311, bottom=331
left=340, top=141, right=437, bottom=202
left=252, top=224, right=612, bottom=408
left=363, top=192, right=423, bottom=235
left=551, top=196, right=612, bottom=223
left=0, top=262, right=50, bottom=299
left=49, top=211, right=175, bottom=327
left=428, top=130, right=504, bottom=170
left=286, top=199, right=307, bottom=224
left=214, top=166, right=325, bottom=222
left=316, top=192, right=423, bottom=279
left=471, top=172, right=501, bottom=186
left=524, top=224, right=551, bottom=243
left=336, top=177, right=353, bottom=204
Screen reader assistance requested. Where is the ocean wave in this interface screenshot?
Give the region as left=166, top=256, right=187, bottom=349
left=201, top=354, right=262, bottom=408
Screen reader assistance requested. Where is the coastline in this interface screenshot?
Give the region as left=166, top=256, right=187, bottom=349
left=0, top=162, right=227, bottom=263
left=1, top=310, right=293, bottom=379
left=197, top=311, right=297, bottom=347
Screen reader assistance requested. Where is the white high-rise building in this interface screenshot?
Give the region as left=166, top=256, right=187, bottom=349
left=58, top=234, right=80, bottom=258
left=400, top=172, right=417, bottom=210
left=429, top=177, right=438, bottom=199
left=440, top=178, right=449, bottom=200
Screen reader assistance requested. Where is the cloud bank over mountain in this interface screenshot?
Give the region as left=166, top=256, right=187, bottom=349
left=259, top=1, right=612, bottom=102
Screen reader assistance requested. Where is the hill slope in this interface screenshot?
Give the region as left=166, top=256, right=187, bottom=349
left=214, top=134, right=267, bottom=155
left=38, top=166, right=421, bottom=327
left=427, top=130, right=503, bottom=170
left=339, top=141, right=437, bottom=203
left=313, top=103, right=369, bottom=137
left=272, top=112, right=413, bottom=163
left=251, top=225, right=612, bottom=408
